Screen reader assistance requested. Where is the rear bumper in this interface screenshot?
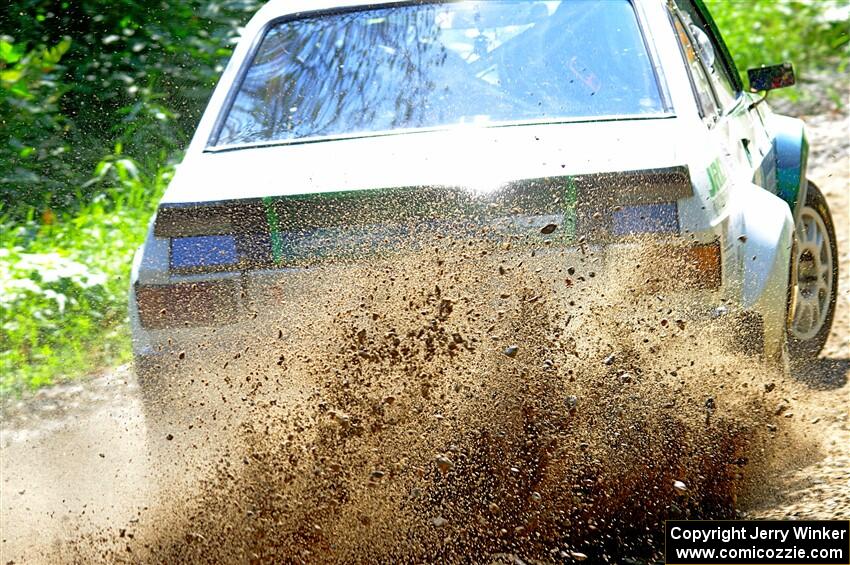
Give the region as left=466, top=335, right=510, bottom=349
left=130, top=241, right=784, bottom=381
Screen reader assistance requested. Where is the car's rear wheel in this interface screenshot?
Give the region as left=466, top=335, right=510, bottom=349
left=788, top=181, right=838, bottom=359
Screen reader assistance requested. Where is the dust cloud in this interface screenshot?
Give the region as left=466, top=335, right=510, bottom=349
left=55, top=233, right=803, bottom=564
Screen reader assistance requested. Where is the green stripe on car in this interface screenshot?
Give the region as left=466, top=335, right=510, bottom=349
left=262, top=196, right=284, bottom=264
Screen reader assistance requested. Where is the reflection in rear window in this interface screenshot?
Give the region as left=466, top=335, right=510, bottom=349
left=215, top=0, right=665, bottom=146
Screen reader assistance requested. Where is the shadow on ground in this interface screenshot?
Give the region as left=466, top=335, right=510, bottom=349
left=793, top=357, right=849, bottom=391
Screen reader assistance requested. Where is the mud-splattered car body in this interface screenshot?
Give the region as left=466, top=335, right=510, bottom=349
left=130, top=0, right=831, bottom=381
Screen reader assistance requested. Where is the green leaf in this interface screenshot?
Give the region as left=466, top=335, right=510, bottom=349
left=0, top=40, right=24, bottom=64
left=0, top=69, right=23, bottom=84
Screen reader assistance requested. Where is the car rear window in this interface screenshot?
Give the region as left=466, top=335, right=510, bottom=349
left=214, top=0, right=666, bottom=147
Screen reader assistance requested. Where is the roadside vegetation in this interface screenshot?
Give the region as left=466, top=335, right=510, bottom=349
left=1, top=0, right=847, bottom=396
left=1, top=0, right=260, bottom=394
left=705, top=0, right=849, bottom=110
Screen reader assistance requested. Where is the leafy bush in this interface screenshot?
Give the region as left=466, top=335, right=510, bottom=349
left=0, top=38, right=76, bottom=212
left=707, top=0, right=849, bottom=103
left=0, top=156, right=170, bottom=395
left=1, top=0, right=259, bottom=218
left=1, top=0, right=260, bottom=395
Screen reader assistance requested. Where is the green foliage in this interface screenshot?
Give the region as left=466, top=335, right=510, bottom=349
left=1, top=0, right=256, bottom=394
left=0, top=157, right=170, bottom=395
left=0, top=38, right=75, bottom=211
left=706, top=0, right=849, bottom=99
left=1, top=0, right=259, bottom=217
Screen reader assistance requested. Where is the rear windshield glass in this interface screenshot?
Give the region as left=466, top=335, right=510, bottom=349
left=214, top=0, right=665, bottom=146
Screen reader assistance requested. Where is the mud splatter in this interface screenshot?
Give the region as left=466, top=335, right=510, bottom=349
left=80, top=239, right=792, bottom=564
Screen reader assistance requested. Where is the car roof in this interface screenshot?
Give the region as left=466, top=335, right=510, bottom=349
left=253, top=0, right=416, bottom=24
left=254, top=0, right=654, bottom=23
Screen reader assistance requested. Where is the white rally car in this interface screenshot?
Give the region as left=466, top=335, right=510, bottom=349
left=130, top=0, right=838, bottom=395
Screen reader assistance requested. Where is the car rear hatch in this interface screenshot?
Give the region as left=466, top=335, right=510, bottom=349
left=135, top=166, right=725, bottom=330
left=153, top=167, right=693, bottom=272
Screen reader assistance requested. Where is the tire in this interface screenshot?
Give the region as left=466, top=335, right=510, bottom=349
left=787, top=181, right=838, bottom=360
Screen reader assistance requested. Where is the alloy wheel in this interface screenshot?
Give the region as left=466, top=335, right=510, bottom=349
left=790, top=205, right=835, bottom=341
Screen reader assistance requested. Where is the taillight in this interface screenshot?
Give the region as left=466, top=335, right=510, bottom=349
left=574, top=165, right=692, bottom=241
left=170, top=235, right=239, bottom=272
left=611, top=202, right=679, bottom=236
left=154, top=202, right=276, bottom=273
left=679, top=241, right=722, bottom=289
left=629, top=241, right=721, bottom=293
left=135, top=280, right=241, bottom=329
left=154, top=203, right=265, bottom=238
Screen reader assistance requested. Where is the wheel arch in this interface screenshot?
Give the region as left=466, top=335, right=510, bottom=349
left=728, top=181, right=796, bottom=359
left=766, top=114, right=809, bottom=221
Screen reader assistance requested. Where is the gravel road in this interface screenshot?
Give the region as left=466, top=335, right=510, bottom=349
left=744, top=109, right=850, bottom=521
left=1, top=111, right=847, bottom=563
